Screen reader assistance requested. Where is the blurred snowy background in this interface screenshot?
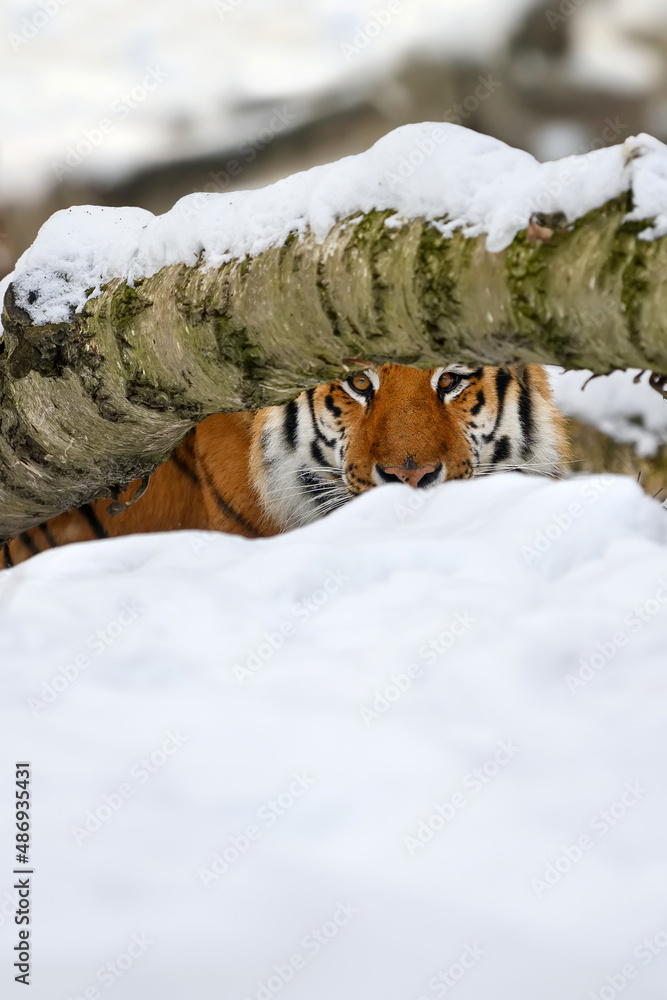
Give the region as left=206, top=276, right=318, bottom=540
left=2, top=0, right=667, bottom=272
left=3, top=0, right=667, bottom=475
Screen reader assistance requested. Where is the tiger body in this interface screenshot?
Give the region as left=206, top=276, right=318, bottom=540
left=0, top=363, right=568, bottom=568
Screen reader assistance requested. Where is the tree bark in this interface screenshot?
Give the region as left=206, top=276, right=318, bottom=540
left=1, top=192, right=667, bottom=539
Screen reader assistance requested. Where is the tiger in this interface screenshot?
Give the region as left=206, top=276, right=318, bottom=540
left=0, top=362, right=568, bottom=568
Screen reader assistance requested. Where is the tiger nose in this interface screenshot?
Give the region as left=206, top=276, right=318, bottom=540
left=383, top=464, right=437, bottom=488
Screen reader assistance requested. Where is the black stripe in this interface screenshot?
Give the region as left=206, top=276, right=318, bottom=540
left=2, top=542, right=14, bottom=567
left=37, top=523, right=57, bottom=549
left=470, top=390, right=485, bottom=416
left=483, top=369, right=513, bottom=443
left=305, top=389, right=338, bottom=449
left=171, top=452, right=199, bottom=485
left=517, top=377, right=534, bottom=458
left=324, top=394, right=342, bottom=418
left=298, top=471, right=330, bottom=510
left=310, top=440, right=334, bottom=469
left=282, top=399, right=299, bottom=450
left=490, top=435, right=511, bottom=465
left=199, top=460, right=259, bottom=537
left=19, top=532, right=40, bottom=556
left=78, top=504, right=108, bottom=539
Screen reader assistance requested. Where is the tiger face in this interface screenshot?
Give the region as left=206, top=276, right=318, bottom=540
left=251, top=362, right=568, bottom=531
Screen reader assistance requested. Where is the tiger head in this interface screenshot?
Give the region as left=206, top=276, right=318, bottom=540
left=251, top=362, right=568, bottom=530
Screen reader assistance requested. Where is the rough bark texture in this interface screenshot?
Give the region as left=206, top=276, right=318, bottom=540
left=1, top=193, right=667, bottom=538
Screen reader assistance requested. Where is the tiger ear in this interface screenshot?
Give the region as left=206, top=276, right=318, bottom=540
left=341, top=357, right=379, bottom=371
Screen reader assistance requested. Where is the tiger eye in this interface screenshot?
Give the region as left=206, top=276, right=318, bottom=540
left=438, top=372, right=456, bottom=391
left=352, top=374, right=371, bottom=392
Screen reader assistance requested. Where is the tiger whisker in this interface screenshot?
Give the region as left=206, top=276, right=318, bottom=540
left=265, top=470, right=347, bottom=492
left=474, top=458, right=586, bottom=470
left=264, top=482, right=349, bottom=499
left=263, top=470, right=344, bottom=488
left=295, top=466, right=345, bottom=475
left=473, top=462, right=567, bottom=472
left=310, top=497, right=352, bottom=516
left=269, top=487, right=352, bottom=518
left=473, top=470, right=566, bottom=481
left=275, top=494, right=351, bottom=529
left=264, top=488, right=350, bottom=505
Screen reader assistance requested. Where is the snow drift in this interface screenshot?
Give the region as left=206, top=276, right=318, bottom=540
left=3, top=472, right=667, bottom=999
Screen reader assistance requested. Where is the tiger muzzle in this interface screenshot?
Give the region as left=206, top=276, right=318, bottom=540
left=377, top=463, right=441, bottom=488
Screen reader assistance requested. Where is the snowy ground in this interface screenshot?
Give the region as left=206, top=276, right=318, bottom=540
left=3, top=471, right=667, bottom=999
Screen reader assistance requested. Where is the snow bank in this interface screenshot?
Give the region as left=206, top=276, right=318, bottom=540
left=551, top=367, right=667, bottom=456
left=4, top=124, right=667, bottom=331
left=3, top=472, right=667, bottom=998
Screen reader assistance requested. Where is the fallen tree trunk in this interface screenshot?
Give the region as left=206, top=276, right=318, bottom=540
left=2, top=126, right=667, bottom=538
